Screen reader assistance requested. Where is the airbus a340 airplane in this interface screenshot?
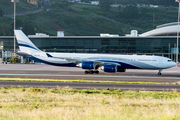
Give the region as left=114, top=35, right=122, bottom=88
left=14, top=30, right=176, bottom=75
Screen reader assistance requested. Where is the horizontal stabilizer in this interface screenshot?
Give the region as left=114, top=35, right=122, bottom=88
left=16, top=52, right=32, bottom=56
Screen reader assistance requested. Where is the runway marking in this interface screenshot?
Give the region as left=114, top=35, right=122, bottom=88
left=0, top=73, right=179, bottom=80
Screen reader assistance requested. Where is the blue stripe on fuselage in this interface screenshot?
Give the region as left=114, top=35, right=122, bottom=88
left=96, top=60, right=141, bottom=69
left=26, top=56, right=77, bottom=67
left=25, top=56, right=140, bottom=69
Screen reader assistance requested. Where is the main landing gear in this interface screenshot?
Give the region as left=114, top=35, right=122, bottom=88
left=84, top=70, right=99, bottom=74
left=158, top=69, right=162, bottom=76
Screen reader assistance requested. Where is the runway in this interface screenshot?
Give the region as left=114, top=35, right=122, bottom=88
left=0, top=64, right=179, bottom=91
left=0, top=81, right=180, bottom=91
left=0, top=64, right=179, bottom=82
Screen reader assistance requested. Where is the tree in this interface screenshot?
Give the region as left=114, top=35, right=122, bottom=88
left=139, top=7, right=148, bottom=17
left=56, top=0, right=72, bottom=9
left=9, top=57, right=19, bottom=63
left=0, top=9, right=3, bottom=17
left=122, top=5, right=139, bottom=19
left=22, top=22, right=36, bottom=35
left=10, top=19, right=35, bottom=35
left=112, top=0, right=178, bottom=7
left=99, top=0, right=113, bottom=12
left=0, top=27, right=12, bottom=36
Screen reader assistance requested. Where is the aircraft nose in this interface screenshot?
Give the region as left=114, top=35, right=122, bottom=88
left=172, top=62, right=176, bottom=67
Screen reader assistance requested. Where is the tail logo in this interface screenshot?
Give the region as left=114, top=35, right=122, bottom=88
left=18, top=43, right=40, bottom=51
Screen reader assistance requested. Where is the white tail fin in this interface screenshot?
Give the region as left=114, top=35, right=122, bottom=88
left=14, top=30, right=41, bottom=53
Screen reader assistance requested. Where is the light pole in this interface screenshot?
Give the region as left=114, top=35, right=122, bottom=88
left=176, top=0, right=180, bottom=66
left=42, top=19, right=43, bottom=33
left=1, top=46, right=3, bottom=59
left=169, top=43, right=170, bottom=58
left=11, top=0, right=19, bottom=53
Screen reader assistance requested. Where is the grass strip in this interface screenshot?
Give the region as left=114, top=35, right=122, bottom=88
left=0, top=87, right=180, bottom=119
left=0, top=78, right=177, bottom=85
left=1, top=87, right=180, bottom=100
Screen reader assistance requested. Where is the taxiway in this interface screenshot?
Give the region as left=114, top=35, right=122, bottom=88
left=0, top=64, right=179, bottom=91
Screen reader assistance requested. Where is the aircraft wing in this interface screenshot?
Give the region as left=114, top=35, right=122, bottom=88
left=94, top=61, right=121, bottom=66
left=64, top=58, right=83, bottom=63
left=54, top=57, right=121, bottom=66
left=51, top=57, right=83, bottom=63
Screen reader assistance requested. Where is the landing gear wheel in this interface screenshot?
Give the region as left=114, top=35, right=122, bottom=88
left=84, top=70, right=99, bottom=74
left=158, top=69, right=162, bottom=76
left=89, top=71, right=94, bottom=74
left=94, top=71, right=99, bottom=74
left=158, top=72, right=161, bottom=76
left=84, top=71, right=89, bottom=74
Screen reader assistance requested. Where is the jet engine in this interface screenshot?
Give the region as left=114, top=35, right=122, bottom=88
left=98, top=65, right=117, bottom=72
left=99, top=65, right=126, bottom=73
left=76, top=62, right=95, bottom=69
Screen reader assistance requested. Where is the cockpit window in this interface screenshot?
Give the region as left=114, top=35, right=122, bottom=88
left=168, top=60, right=173, bottom=62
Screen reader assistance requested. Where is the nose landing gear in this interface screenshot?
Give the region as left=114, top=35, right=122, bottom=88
left=158, top=69, right=162, bottom=76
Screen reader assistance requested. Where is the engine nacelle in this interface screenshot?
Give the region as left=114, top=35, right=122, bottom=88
left=99, top=65, right=117, bottom=73
left=76, top=62, right=95, bottom=69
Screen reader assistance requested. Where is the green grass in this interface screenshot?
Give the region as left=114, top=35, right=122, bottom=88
left=0, top=0, right=179, bottom=36
left=0, top=0, right=39, bottom=16
left=0, top=77, right=177, bottom=85
left=1, top=87, right=180, bottom=99
left=0, top=87, right=180, bottom=119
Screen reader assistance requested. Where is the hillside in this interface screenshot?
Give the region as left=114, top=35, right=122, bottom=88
left=0, top=0, right=178, bottom=36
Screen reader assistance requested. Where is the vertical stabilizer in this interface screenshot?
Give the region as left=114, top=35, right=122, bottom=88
left=14, top=30, right=41, bottom=53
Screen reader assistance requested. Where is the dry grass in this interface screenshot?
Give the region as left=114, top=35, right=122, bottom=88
left=0, top=88, right=180, bottom=120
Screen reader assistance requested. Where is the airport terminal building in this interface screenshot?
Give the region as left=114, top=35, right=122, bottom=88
left=0, top=22, right=180, bottom=61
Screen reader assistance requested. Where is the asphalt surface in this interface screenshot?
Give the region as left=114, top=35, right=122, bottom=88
left=0, top=64, right=180, bottom=91
left=0, top=81, right=179, bottom=91
left=0, top=64, right=179, bottom=82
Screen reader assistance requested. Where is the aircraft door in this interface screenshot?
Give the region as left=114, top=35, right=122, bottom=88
left=159, top=58, right=163, bottom=64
